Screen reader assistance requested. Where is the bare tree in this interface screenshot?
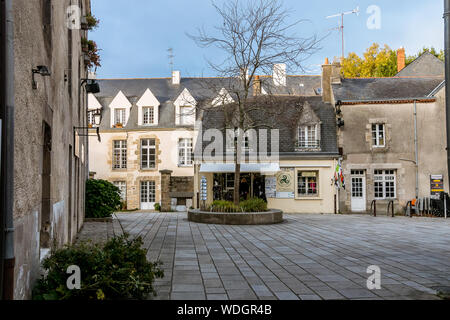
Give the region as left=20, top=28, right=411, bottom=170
left=188, top=0, right=320, bottom=205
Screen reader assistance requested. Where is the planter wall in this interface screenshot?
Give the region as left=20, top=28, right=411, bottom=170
left=188, top=209, right=283, bottom=225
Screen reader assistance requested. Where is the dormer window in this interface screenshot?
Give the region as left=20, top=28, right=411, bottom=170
left=137, top=89, right=160, bottom=126
left=143, top=107, right=155, bottom=125
left=179, top=106, right=195, bottom=125
left=297, top=125, right=320, bottom=149
left=114, top=108, right=126, bottom=125
left=109, top=91, right=131, bottom=128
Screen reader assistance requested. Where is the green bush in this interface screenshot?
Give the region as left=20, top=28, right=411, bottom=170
left=208, top=198, right=268, bottom=213
left=240, top=198, right=268, bottom=212
left=154, top=203, right=161, bottom=211
left=85, top=179, right=121, bottom=218
left=32, top=235, right=164, bottom=300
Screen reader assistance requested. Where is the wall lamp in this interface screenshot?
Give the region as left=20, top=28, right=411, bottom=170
left=80, top=78, right=100, bottom=93
left=335, top=100, right=342, bottom=115
left=32, top=65, right=51, bottom=89
left=74, top=109, right=102, bottom=142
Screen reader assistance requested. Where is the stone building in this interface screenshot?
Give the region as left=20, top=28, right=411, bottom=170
left=323, top=52, right=448, bottom=214
left=88, top=67, right=328, bottom=212
left=1, top=0, right=92, bottom=299
left=88, top=74, right=201, bottom=211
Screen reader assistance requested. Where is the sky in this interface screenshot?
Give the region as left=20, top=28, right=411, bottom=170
left=90, top=0, right=445, bottom=79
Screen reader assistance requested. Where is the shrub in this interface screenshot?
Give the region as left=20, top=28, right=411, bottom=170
left=85, top=179, right=121, bottom=218
left=32, top=235, right=164, bottom=300
left=240, top=198, right=268, bottom=212
left=208, top=198, right=268, bottom=213
left=209, top=200, right=241, bottom=213
left=154, top=203, right=161, bottom=211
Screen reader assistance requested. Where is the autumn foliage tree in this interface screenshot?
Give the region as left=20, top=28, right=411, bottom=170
left=341, top=43, right=397, bottom=78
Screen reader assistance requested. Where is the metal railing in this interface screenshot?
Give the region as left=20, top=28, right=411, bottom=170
left=370, top=200, right=376, bottom=217
left=387, top=200, right=394, bottom=217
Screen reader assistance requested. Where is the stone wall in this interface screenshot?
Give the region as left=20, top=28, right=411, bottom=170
left=12, top=0, right=90, bottom=299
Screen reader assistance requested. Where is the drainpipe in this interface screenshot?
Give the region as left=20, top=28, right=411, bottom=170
left=1, top=0, right=15, bottom=300
left=413, top=100, right=419, bottom=200
left=444, top=0, right=450, bottom=205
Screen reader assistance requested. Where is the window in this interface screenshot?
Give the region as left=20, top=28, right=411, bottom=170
left=225, top=173, right=234, bottom=190
left=297, top=171, right=318, bottom=196
left=298, top=125, right=319, bottom=148
left=87, top=111, right=94, bottom=126
left=114, top=108, right=126, bottom=125
left=141, top=139, right=156, bottom=169
left=374, top=170, right=396, bottom=199
left=178, top=138, right=193, bottom=166
left=180, top=106, right=194, bottom=125
left=143, top=107, right=154, bottom=125
left=113, top=181, right=127, bottom=201
left=372, top=124, right=385, bottom=147
left=113, top=140, right=127, bottom=169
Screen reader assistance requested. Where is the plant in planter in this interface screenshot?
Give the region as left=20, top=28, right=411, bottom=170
left=115, top=123, right=123, bottom=128
left=81, top=38, right=101, bottom=69
left=81, top=13, right=100, bottom=30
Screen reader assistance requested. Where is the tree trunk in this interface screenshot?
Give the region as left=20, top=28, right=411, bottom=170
left=234, top=163, right=240, bottom=205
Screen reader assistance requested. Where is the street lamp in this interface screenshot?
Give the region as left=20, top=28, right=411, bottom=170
left=92, top=108, right=102, bottom=126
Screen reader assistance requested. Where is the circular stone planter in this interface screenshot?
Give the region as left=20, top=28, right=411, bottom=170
left=188, top=209, right=283, bottom=225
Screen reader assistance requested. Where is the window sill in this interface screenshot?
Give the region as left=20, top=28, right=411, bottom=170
left=295, top=196, right=321, bottom=200
left=140, top=168, right=158, bottom=172
left=112, top=169, right=127, bottom=172
left=178, top=165, right=194, bottom=168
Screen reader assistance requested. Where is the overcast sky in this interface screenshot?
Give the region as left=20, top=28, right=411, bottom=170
left=90, top=0, right=445, bottom=78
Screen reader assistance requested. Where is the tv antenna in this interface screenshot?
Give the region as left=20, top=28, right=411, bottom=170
left=168, top=47, right=175, bottom=72
left=326, top=6, right=359, bottom=59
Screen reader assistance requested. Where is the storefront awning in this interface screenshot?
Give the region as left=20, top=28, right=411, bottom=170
left=199, top=163, right=280, bottom=174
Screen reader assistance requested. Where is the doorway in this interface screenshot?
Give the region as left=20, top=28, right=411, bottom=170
left=140, top=180, right=156, bottom=210
left=40, top=122, right=52, bottom=248
left=351, top=170, right=366, bottom=212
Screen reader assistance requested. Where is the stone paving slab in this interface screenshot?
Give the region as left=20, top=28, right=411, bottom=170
left=97, top=212, right=450, bottom=300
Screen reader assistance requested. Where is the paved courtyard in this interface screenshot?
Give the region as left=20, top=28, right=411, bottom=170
left=100, top=212, right=449, bottom=300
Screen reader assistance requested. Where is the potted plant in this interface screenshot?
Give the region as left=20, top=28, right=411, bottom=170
left=81, top=13, right=100, bottom=30
left=81, top=37, right=89, bottom=53
left=115, top=123, right=123, bottom=128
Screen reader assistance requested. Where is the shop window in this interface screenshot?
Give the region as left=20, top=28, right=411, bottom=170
left=297, top=171, right=319, bottom=196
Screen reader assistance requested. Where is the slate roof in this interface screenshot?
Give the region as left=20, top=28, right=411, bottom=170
left=199, top=96, right=339, bottom=156
left=94, top=76, right=322, bottom=130
left=396, top=52, right=444, bottom=77
left=332, top=77, right=444, bottom=102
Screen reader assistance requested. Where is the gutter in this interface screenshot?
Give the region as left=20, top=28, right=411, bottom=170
left=1, top=0, right=15, bottom=300
left=339, top=97, right=436, bottom=105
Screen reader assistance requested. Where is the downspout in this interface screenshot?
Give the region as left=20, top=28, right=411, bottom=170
left=414, top=100, right=419, bottom=200
left=2, top=0, right=15, bottom=300
left=444, top=0, right=450, bottom=207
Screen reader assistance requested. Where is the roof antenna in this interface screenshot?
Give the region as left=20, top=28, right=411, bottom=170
left=326, top=6, right=359, bottom=59
left=167, top=47, right=175, bottom=73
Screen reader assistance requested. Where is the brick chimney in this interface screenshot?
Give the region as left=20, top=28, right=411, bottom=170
left=321, top=57, right=341, bottom=104
left=397, top=47, right=406, bottom=72
left=253, top=75, right=261, bottom=96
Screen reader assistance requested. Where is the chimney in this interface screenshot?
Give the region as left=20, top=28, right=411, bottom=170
left=172, top=70, right=181, bottom=85
left=397, top=47, right=406, bottom=72
left=273, top=63, right=286, bottom=86
left=321, top=57, right=341, bottom=104
left=253, top=75, right=261, bottom=96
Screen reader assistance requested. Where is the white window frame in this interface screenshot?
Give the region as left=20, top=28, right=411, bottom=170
left=298, top=125, right=319, bottom=148
left=114, top=108, right=126, bottom=125
left=113, top=140, right=127, bottom=169
left=142, top=106, right=155, bottom=125
left=297, top=171, right=319, bottom=197
left=113, top=181, right=127, bottom=201
left=141, top=139, right=156, bottom=169
left=374, top=169, right=396, bottom=199
left=141, top=180, right=156, bottom=203
left=178, top=138, right=193, bottom=166
left=179, top=106, right=194, bottom=125
left=372, top=123, right=385, bottom=147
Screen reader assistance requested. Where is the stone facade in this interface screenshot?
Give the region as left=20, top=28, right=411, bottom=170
left=10, top=0, right=91, bottom=299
